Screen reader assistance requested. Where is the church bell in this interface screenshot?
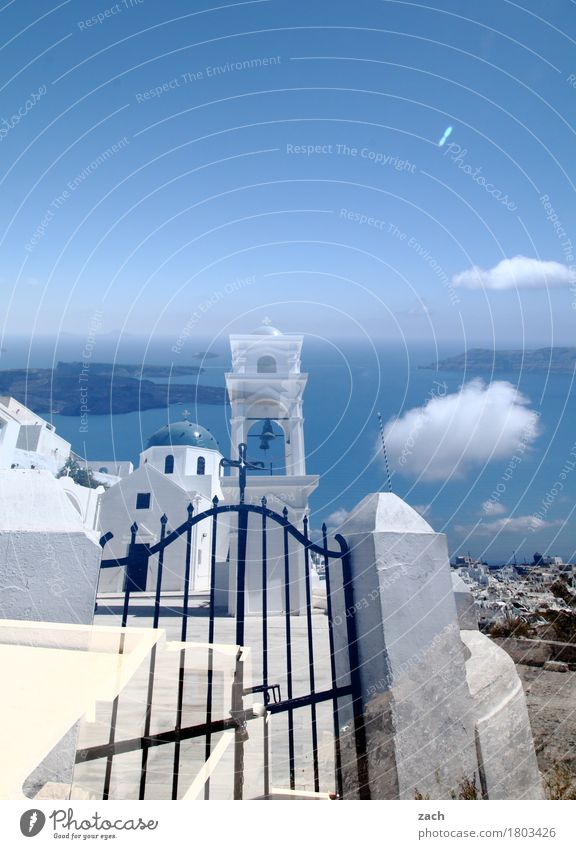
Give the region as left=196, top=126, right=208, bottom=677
left=258, top=418, right=276, bottom=452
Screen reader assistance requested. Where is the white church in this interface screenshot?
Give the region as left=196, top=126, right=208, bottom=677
left=96, top=319, right=317, bottom=605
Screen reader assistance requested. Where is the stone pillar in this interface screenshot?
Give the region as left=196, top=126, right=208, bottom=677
left=288, top=416, right=306, bottom=475
left=229, top=417, right=245, bottom=471
left=333, top=493, right=478, bottom=799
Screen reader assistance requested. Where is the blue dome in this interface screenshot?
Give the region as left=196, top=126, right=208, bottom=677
left=147, top=421, right=219, bottom=450
left=252, top=322, right=282, bottom=336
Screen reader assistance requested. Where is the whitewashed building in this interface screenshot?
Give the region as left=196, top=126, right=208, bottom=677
left=0, top=396, right=103, bottom=530
left=84, top=459, right=134, bottom=488
left=0, top=396, right=70, bottom=474
left=97, top=420, right=226, bottom=593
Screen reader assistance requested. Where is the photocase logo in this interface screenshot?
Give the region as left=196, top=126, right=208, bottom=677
left=20, top=809, right=46, bottom=837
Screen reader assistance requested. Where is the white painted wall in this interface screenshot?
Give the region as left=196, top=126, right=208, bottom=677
left=140, top=444, right=221, bottom=485
left=86, top=460, right=134, bottom=478
left=0, top=397, right=71, bottom=475
left=0, top=412, right=20, bottom=468
left=97, top=462, right=226, bottom=593
left=0, top=470, right=101, bottom=626
left=57, top=477, right=104, bottom=530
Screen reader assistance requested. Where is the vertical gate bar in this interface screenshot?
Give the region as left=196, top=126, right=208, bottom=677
left=233, top=502, right=248, bottom=798
left=235, top=502, right=248, bottom=647
left=303, top=515, right=320, bottom=793
left=120, top=523, right=137, bottom=628
left=322, top=523, right=343, bottom=800
left=204, top=497, right=219, bottom=800
left=152, top=515, right=167, bottom=630
left=102, top=521, right=138, bottom=800
left=139, top=514, right=167, bottom=800
left=282, top=509, right=295, bottom=791
left=232, top=648, right=245, bottom=800
left=171, top=504, right=194, bottom=800
left=261, top=497, right=270, bottom=798
left=338, top=537, right=371, bottom=800
left=180, top=503, right=194, bottom=643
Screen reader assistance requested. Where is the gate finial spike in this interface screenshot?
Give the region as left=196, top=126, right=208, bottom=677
left=377, top=412, right=393, bottom=493
left=321, top=522, right=327, bottom=535
left=212, top=494, right=219, bottom=506
left=130, top=522, right=138, bottom=534
left=282, top=506, right=288, bottom=520
left=160, top=513, right=168, bottom=525
left=261, top=495, right=267, bottom=507
left=187, top=502, right=194, bottom=518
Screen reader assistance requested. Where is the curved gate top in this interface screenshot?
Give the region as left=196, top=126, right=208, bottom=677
left=76, top=496, right=369, bottom=801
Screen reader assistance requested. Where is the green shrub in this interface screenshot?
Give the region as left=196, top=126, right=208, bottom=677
left=57, top=457, right=100, bottom=489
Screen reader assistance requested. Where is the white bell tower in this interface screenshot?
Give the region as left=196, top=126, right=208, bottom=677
left=226, top=318, right=310, bottom=477
left=222, top=319, right=319, bottom=615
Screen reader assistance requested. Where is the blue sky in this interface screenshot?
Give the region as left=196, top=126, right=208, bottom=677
left=2, top=0, right=576, bottom=561
left=1, top=0, right=576, bottom=344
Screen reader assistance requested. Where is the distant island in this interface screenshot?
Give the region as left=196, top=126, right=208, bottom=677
left=55, top=362, right=204, bottom=379
left=0, top=361, right=227, bottom=415
left=421, top=348, right=576, bottom=374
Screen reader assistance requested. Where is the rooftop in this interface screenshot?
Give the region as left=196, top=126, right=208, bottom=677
left=147, top=421, right=219, bottom=450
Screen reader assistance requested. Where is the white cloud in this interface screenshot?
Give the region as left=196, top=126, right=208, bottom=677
left=383, top=379, right=540, bottom=482
left=452, top=256, right=575, bottom=290
left=481, top=500, right=507, bottom=516
left=413, top=504, right=431, bottom=517
left=455, top=516, right=564, bottom=536
left=325, top=508, right=350, bottom=530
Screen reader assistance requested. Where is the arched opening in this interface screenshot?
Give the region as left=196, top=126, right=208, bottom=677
left=99, top=466, right=108, bottom=474
left=196, top=456, right=205, bottom=475
left=246, top=418, right=286, bottom=474
left=257, top=355, right=277, bottom=373
left=164, top=454, right=174, bottom=474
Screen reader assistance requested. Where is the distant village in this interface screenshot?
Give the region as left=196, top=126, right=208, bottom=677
left=452, top=552, right=576, bottom=642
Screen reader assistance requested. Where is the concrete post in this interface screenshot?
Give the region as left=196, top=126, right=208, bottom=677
left=333, top=493, right=478, bottom=799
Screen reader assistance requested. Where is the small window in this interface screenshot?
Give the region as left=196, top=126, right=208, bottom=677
left=197, top=456, right=205, bottom=475
left=164, top=454, right=174, bottom=474
left=136, top=492, right=151, bottom=510
left=257, top=355, right=277, bottom=373
left=99, top=466, right=108, bottom=474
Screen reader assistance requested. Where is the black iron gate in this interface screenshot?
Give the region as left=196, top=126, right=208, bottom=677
left=76, top=494, right=370, bottom=800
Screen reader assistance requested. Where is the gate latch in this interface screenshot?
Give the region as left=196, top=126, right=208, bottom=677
left=229, top=707, right=252, bottom=741
left=244, top=683, right=282, bottom=705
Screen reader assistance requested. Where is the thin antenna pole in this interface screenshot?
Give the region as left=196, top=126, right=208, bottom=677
left=377, top=412, right=392, bottom=493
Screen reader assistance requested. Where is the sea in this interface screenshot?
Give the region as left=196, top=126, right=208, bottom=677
left=1, top=333, right=575, bottom=563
